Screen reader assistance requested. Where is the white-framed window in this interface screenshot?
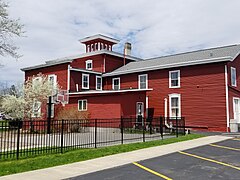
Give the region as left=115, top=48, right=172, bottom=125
left=138, top=74, right=148, bottom=89
left=48, top=74, right=57, bottom=90
left=112, top=78, right=120, bottom=90
left=169, top=70, right=180, bottom=88
left=32, top=101, right=41, bottom=118
left=231, top=67, right=237, bottom=87
left=82, top=74, right=89, bottom=89
left=169, top=94, right=181, bottom=117
left=78, top=100, right=87, bottom=111
left=86, top=60, right=93, bottom=70
left=32, top=76, right=42, bottom=89
left=96, top=76, right=102, bottom=90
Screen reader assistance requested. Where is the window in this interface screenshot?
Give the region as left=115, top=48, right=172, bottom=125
left=231, top=67, right=237, bottom=87
left=112, top=78, right=120, bottom=90
left=138, top=74, right=148, bottom=89
left=32, top=101, right=41, bottom=118
left=82, top=74, right=89, bottom=89
left=96, top=76, right=102, bottom=90
left=169, top=70, right=180, bottom=88
left=48, top=74, right=57, bottom=87
left=169, top=94, right=181, bottom=117
left=78, top=100, right=87, bottom=111
left=32, top=77, right=42, bottom=89
left=86, top=60, right=93, bottom=70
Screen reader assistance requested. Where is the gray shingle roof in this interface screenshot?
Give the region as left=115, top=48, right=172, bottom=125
left=103, top=44, right=240, bottom=77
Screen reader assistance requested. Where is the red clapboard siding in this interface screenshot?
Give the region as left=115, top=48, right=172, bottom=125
left=68, top=92, right=146, bottom=119
left=228, top=54, right=240, bottom=120
left=105, top=62, right=227, bottom=131
left=25, top=63, right=69, bottom=90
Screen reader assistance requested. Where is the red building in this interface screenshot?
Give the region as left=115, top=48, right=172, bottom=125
left=21, top=34, right=240, bottom=132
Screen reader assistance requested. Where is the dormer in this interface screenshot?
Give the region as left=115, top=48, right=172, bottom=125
left=79, top=34, right=120, bottom=53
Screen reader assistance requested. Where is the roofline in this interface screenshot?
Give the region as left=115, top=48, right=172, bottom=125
left=70, top=67, right=102, bottom=75
left=21, top=50, right=142, bottom=71
left=69, top=88, right=153, bottom=95
left=103, top=56, right=232, bottom=77
left=145, top=44, right=240, bottom=61
left=79, top=34, right=120, bottom=44
left=21, top=60, right=72, bottom=71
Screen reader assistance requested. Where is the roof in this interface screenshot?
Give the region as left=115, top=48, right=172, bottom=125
left=79, top=34, right=120, bottom=44
left=21, top=49, right=142, bottom=71
left=103, top=44, right=240, bottom=77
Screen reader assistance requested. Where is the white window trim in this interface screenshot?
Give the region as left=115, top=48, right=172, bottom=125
left=233, top=97, right=239, bottom=120
left=96, top=76, right=102, bottom=90
left=231, top=67, right=237, bottom=87
left=82, top=74, right=89, bottom=89
left=78, top=99, right=87, bottom=111
left=32, top=101, right=41, bottom=118
left=169, top=93, right=181, bottom=117
left=138, top=74, right=148, bottom=89
left=112, top=77, right=120, bottom=90
left=136, top=102, right=144, bottom=118
left=86, top=60, right=93, bottom=70
left=48, top=74, right=57, bottom=87
left=169, top=70, right=180, bottom=88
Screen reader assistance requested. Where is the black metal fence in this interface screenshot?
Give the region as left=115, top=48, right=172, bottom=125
left=0, top=117, right=185, bottom=160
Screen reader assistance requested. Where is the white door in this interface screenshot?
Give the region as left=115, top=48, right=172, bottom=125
left=136, top=102, right=144, bottom=117
left=233, top=98, right=240, bottom=123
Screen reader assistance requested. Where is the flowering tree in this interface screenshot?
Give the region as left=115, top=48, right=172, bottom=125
left=1, top=73, right=60, bottom=120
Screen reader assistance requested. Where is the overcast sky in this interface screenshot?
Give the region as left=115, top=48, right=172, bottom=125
left=1, top=0, right=240, bottom=85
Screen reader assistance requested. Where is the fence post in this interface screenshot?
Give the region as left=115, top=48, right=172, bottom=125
left=176, top=116, right=178, bottom=138
left=16, top=119, right=21, bottom=160
left=61, top=119, right=64, bottom=153
left=94, top=119, right=97, bottom=148
left=160, top=116, right=163, bottom=139
left=142, top=117, right=145, bottom=142
left=47, top=96, right=52, bottom=134
left=121, top=116, right=124, bottom=144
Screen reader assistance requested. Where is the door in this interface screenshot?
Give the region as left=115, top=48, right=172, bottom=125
left=136, top=102, right=144, bottom=124
left=233, top=98, right=240, bottom=123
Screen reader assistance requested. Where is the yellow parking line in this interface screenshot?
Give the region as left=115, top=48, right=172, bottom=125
left=179, top=151, right=240, bottom=171
left=232, top=138, right=240, bottom=141
left=133, top=162, right=172, bottom=180
left=209, top=144, right=240, bottom=151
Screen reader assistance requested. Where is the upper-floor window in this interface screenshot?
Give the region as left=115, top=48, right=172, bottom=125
left=138, top=74, right=148, bottom=89
left=82, top=74, right=89, bottom=89
left=112, top=78, right=120, bottom=90
left=48, top=74, right=57, bottom=88
left=231, top=67, right=237, bottom=87
left=169, top=70, right=180, bottom=88
left=78, top=99, right=87, bottom=111
left=169, top=94, right=181, bottom=117
left=86, top=60, right=93, bottom=70
left=96, top=76, right=102, bottom=90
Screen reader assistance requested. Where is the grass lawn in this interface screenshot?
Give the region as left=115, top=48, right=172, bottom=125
left=0, top=134, right=204, bottom=176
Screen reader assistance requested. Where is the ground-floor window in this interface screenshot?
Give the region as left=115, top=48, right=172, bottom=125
left=32, top=101, right=41, bottom=118
left=78, top=99, right=87, bottom=111
left=169, top=94, right=181, bottom=117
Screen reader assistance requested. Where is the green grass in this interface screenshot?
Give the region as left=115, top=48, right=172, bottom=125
left=0, top=134, right=204, bottom=176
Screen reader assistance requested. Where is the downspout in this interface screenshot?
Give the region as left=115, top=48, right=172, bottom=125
left=67, top=64, right=71, bottom=92
left=225, top=64, right=230, bottom=132
left=164, top=97, right=170, bottom=128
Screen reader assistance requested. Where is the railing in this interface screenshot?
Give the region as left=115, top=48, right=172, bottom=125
left=0, top=117, right=185, bottom=160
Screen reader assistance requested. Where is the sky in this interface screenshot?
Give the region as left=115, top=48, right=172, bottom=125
left=1, top=0, right=240, bottom=86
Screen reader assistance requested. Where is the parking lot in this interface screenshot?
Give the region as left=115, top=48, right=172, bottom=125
left=69, top=138, right=240, bottom=180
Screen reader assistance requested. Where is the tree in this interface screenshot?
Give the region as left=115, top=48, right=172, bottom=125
left=1, top=74, right=60, bottom=120
left=0, top=0, right=23, bottom=58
